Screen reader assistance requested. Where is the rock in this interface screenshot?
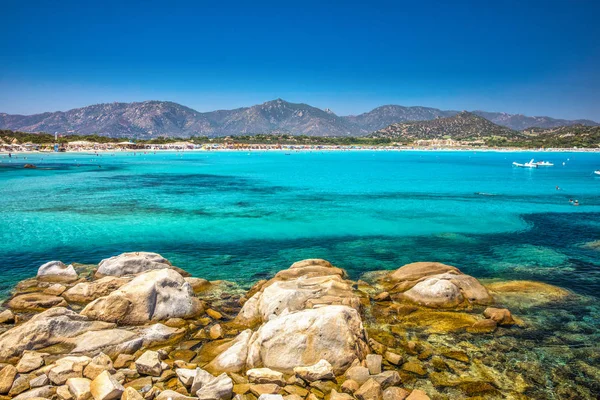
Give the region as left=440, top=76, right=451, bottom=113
left=246, top=305, right=368, bottom=374
left=63, top=277, right=131, bottom=303
left=283, top=385, right=308, bottom=397
left=401, top=361, right=426, bottom=376
left=49, top=356, right=92, bottom=385
left=191, top=368, right=216, bottom=394
left=373, top=292, right=390, bottom=302
left=258, top=395, right=284, bottom=400
left=84, top=353, right=115, bottom=380
left=441, top=350, right=469, bottom=363
left=135, top=351, right=162, bottom=377
left=0, top=309, right=15, bottom=324
left=23, top=164, right=37, bottom=169
left=293, top=360, right=334, bottom=382
left=44, top=283, right=67, bottom=296
left=95, top=252, right=182, bottom=277
left=12, top=386, right=56, bottom=400
left=17, top=351, right=47, bottom=373
left=247, top=368, right=285, bottom=386
left=176, top=368, right=197, bottom=387
left=383, top=387, right=410, bottom=400
left=366, top=354, right=382, bottom=375
left=37, top=261, right=78, bottom=282
left=384, top=351, right=402, bottom=366
left=203, top=329, right=253, bottom=373
left=123, top=377, right=151, bottom=390
left=7, top=293, right=68, bottom=311
left=113, top=354, right=136, bottom=369
left=330, top=389, right=353, bottom=400
left=90, top=371, right=124, bottom=400
left=467, top=319, right=497, bottom=333
left=341, top=379, right=359, bottom=394
left=206, top=309, right=223, bottom=320
left=483, top=307, right=515, bottom=326
left=354, top=378, right=382, bottom=400
left=58, top=384, right=74, bottom=400
left=81, top=269, right=202, bottom=325
left=9, top=375, right=30, bottom=396
left=210, top=324, right=223, bottom=339
left=196, top=373, right=233, bottom=400
left=29, top=374, right=49, bottom=388
left=185, top=277, right=211, bottom=293
left=249, top=383, right=280, bottom=396
left=122, top=387, right=144, bottom=400
left=402, top=278, right=464, bottom=308
left=155, top=390, right=196, bottom=400
left=0, top=364, right=17, bottom=394
left=344, top=366, right=370, bottom=385
left=66, top=377, right=92, bottom=400
left=405, top=389, right=429, bottom=400
left=371, top=371, right=400, bottom=390
left=0, top=307, right=115, bottom=362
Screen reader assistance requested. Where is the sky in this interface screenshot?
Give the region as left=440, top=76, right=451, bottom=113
left=1, top=0, right=599, bottom=120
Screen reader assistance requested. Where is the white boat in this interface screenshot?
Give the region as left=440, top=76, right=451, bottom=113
left=534, top=161, right=554, bottom=166
left=594, top=170, right=600, bottom=176
left=512, top=159, right=538, bottom=168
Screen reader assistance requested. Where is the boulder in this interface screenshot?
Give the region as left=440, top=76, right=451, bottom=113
left=17, top=351, right=47, bottom=373
left=49, top=356, right=92, bottom=385
left=83, top=353, right=115, bottom=380
left=29, top=374, right=49, bottom=388
left=0, top=364, right=17, bottom=394
left=371, top=371, right=400, bottom=390
left=385, top=262, right=492, bottom=308
left=0, top=308, right=115, bottom=362
left=185, top=277, right=212, bottom=292
left=37, top=261, right=78, bottom=282
left=0, top=309, right=15, bottom=324
left=12, top=385, right=56, bottom=400
left=66, top=377, right=92, bottom=400
left=204, top=329, right=253, bottom=373
left=196, top=373, right=233, bottom=400
left=121, top=387, right=144, bottom=400
left=44, top=283, right=67, bottom=296
left=293, top=360, right=335, bottom=382
left=483, top=307, right=515, bottom=326
left=8, top=292, right=68, bottom=311
left=247, top=305, right=368, bottom=374
left=191, top=368, right=217, bottom=394
left=8, top=374, right=29, bottom=396
left=354, top=379, right=382, bottom=400
left=63, top=277, right=131, bottom=303
left=95, top=252, right=185, bottom=277
left=247, top=368, right=284, bottom=386
left=344, top=366, right=370, bottom=385
left=81, top=269, right=202, bottom=324
left=90, top=371, right=124, bottom=400
left=135, top=351, right=162, bottom=377
left=176, top=368, right=197, bottom=387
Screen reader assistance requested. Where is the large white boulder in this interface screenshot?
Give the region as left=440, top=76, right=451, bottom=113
left=37, top=261, right=78, bottom=282
left=95, top=252, right=184, bottom=277
left=81, top=269, right=202, bottom=324
left=246, top=305, right=368, bottom=374
left=0, top=308, right=115, bottom=362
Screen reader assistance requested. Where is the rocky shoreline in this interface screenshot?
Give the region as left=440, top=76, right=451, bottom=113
left=0, top=253, right=598, bottom=400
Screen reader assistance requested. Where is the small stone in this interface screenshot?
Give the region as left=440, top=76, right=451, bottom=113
left=206, top=309, right=223, bottom=320
left=155, top=390, right=196, bottom=400
left=49, top=356, right=92, bottom=385
left=123, top=377, right=152, bottom=391
left=9, top=374, right=30, bottom=396
left=17, top=351, right=47, bottom=373
left=196, top=373, right=233, bottom=400
left=406, top=389, right=430, bottom=400
left=383, top=351, right=402, bottom=366
left=383, top=387, right=410, bottom=400
left=344, top=366, right=370, bottom=385
left=84, top=353, right=115, bottom=380
left=441, top=351, right=469, bottom=363
left=209, top=324, right=223, bottom=340
left=58, top=384, right=74, bottom=400
left=401, top=361, right=427, bottom=377
left=355, top=378, right=382, bottom=400
left=369, top=339, right=387, bottom=355
left=247, top=368, right=285, bottom=386
left=283, top=385, right=308, bottom=397
left=176, top=368, right=197, bottom=387
left=483, top=307, right=515, bottom=326
left=233, top=383, right=251, bottom=394
left=66, top=377, right=92, bottom=400
left=366, top=354, right=382, bottom=375
left=113, top=355, right=136, bottom=369
left=29, top=374, right=49, bottom=388
left=250, top=383, right=280, bottom=397
left=257, top=395, right=284, bottom=400
left=44, top=283, right=67, bottom=296
left=135, top=351, right=162, bottom=377
left=190, top=368, right=215, bottom=394
left=283, top=395, right=303, bottom=400
left=330, top=389, right=353, bottom=400
left=0, top=309, right=15, bottom=324
left=0, top=364, right=17, bottom=394
left=371, top=371, right=400, bottom=389
left=13, top=385, right=57, bottom=400
left=90, top=371, right=124, bottom=400
left=122, top=387, right=144, bottom=400
left=294, top=360, right=335, bottom=382
left=373, top=292, right=390, bottom=302
left=341, top=379, right=359, bottom=394
left=467, top=319, right=497, bottom=334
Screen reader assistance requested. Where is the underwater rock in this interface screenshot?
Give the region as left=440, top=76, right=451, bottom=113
left=81, top=269, right=202, bottom=324
left=483, top=307, right=515, bottom=326
left=485, top=280, right=570, bottom=308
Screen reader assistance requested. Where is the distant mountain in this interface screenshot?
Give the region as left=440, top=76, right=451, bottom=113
left=370, top=111, right=522, bottom=141
left=0, top=99, right=597, bottom=138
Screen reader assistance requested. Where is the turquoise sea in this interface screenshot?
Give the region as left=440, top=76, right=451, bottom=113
left=1, top=150, right=599, bottom=299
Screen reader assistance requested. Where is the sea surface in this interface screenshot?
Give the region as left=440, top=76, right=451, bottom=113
left=1, top=150, right=599, bottom=299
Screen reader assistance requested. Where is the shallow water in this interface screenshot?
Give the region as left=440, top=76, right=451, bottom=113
left=1, top=150, right=599, bottom=299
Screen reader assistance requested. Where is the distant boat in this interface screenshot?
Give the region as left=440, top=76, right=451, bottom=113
left=512, top=159, right=538, bottom=168
left=534, top=161, right=554, bottom=166
left=594, top=170, right=600, bottom=176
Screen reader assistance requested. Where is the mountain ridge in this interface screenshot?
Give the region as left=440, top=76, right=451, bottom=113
left=1, top=99, right=597, bottom=138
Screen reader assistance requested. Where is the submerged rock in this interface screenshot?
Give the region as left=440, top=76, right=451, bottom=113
left=81, top=269, right=202, bottom=324
left=95, top=252, right=186, bottom=277
left=37, top=261, right=78, bottom=283
left=0, top=307, right=115, bottom=362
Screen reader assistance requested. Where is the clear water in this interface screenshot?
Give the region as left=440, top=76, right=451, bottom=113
left=1, top=150, right=599, bottom=299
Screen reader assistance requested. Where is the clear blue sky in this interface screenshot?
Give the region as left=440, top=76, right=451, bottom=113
left=1, top=0, right=599, bottom=120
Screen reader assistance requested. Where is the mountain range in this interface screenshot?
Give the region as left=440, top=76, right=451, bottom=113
left=0, top=99, right=598, bottom=138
